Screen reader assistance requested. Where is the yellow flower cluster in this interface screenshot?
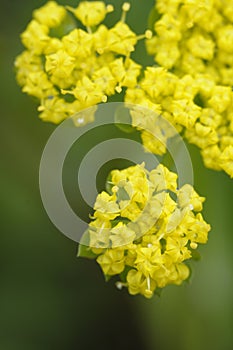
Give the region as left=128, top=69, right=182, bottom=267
left=126, top=68, right=233, bottom=177
left=16, top=1, right=233, bottom=177
left=142, top=0, right=233, bottom=177
left=147, top=0, right=233, bottom=86
left=81, top=163, right=210, bottom=298
left=15, top=1, right=149, bottom=124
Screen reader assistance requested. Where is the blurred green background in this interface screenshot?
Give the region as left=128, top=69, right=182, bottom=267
left=1, top=1, right=233, bottom=349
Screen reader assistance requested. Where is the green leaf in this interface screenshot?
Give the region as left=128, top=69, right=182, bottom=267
left=77, top=229, right=98, bottom=259
left=77, top=243, right=98, bottom=259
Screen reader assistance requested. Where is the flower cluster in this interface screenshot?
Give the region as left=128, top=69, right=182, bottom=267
left=147, top=0, right=233, bottom=86
left=79, top=164, right=210, bottom=298
left=126, top=68, right=233, bottom=177
left=15, top=1, right=150, bottom=124
left=15, top=1, right=233, bottom=178
left=143, top=0, right=233, bottom=177
left=15, top=1, right=218, bottom=299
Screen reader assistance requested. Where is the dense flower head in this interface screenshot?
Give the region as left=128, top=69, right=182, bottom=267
left=147, top=0, right=233, bottom=86
left=125, top=68, right=233, bottom=178
left=143, top=0, right=233, bottom=177
left=79, top=163, right=210, bottom=298
left=15, top=1, right=150, bottom=124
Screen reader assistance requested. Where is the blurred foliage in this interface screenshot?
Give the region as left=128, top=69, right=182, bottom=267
left=1, top=1, right=233, bottom=350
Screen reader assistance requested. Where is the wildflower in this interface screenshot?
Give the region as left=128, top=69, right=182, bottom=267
left=147, top=0, right=233, bottom=86
left=15, top=1, right=147, bottom=124
left=78, top=163, right=211, bottom=298
left=33, top=1, right=67, bottom=28
left=125, top=66, right=233, bottom=178
left=67, top=1, right=113, bottom=28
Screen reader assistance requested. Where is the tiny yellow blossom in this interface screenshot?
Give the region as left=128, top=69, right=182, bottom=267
left=97, top=249, right=125, bottom=275
left=171, top=99, right=201, bottom=129
left=21, top=20, right=49, bottom=54
left=62, top=29, right=93, bottom=58
left=201, top=145, right=222, bottom=171
left=187, top=32, right=215, bottom=60
left=219, top=146, right=233, bottom=178
left=107, top=22, right=137, bottom=56
left=216, top=25, right=233, bottom=53
left=15, top=51, right=42, bottom=86
left=208, top=86, right=232, bottom=113
left=45, top=49, right=76, bottom=79
left=22, top=71, right=56, bottom=99
left=110, top=223, right=136, bottom=248
left=38, top=96, right=72, bottom=123
left=178, top=184, right=205, bottom=212
left=67, top=1, right=113, bottom=27
left=33, top=1, right=66, bottom=28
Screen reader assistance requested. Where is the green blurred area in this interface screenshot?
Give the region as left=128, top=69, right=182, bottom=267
left=1, top=1, right=233, bottom=350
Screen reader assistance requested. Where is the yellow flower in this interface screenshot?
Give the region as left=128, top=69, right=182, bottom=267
left=155, top=13, right=182, bottom=41
left=216, top=25, right=233, bottom=53
left=22, top=71, right=56, bottom=99
left=33, top=1, right=66, bottom=28
left=21, top=20, right=49, bottom=54
left=127, top=269, right=156, bottom=299
left=178, top=184, right=205, bottom=212
left=62, top=76, right=107, bottom=107
left=81, top=163, right=211, bottom=298
left=67, top=1, right=113, bottom=27
left=167, top=263, right=190, bottom=285
left=92, top=66, right=117, bottom=95
left=171, top=99, right=201, bottom=129
left=135, top=246, right=163, bottom=277
left=149, top=164, right=177, bottom=192
left=186, top=32, right=215, bottom=60
left=14, top=51, right=42, bottom=86
left=45, top=49, right=76, bottom=79
left=208, top=86, right=232, bottom=113
left=107, top=22, right=137, bottom=56
left=110, top=58, right=141, bottom=91
left=219, top=146, right=233, bottom=178
left=89, top=219, right=111, bottom=250
left=62, top=28, right=93, bottom=58
left=110, top=223, right=136, bottom=248
left=185, top=122, right=218, bottom=149
left=97, top=249, right=125, bottom=275
left=38, top=96, right=71, bottom=123
left=165, top=235, right=191, bottom=263
left=201, top=145, right=222, bottom=171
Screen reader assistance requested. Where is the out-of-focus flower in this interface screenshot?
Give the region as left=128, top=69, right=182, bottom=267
left=125, top=67, right=233, bottom=178
left=147, top=0, right=233, bottom=86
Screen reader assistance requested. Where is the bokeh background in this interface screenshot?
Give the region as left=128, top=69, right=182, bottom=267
left=1, top=1, right=233, bottom=349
